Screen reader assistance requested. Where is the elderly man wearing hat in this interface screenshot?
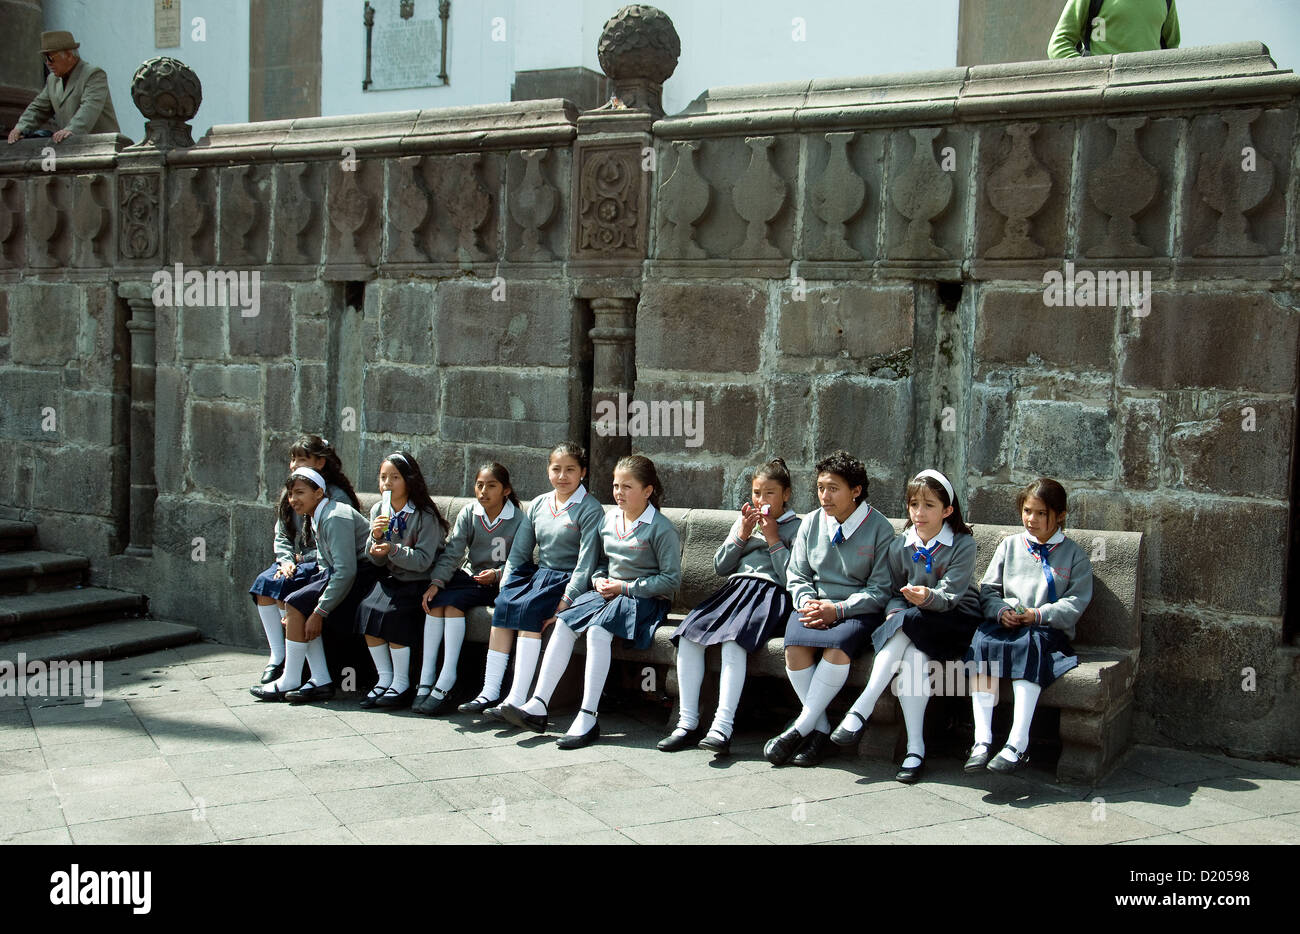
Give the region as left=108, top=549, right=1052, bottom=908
left=6, top=30, right=120, bottom=144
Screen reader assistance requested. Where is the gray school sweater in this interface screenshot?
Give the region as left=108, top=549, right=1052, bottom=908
left=501, top=488, right=606, bottom=605
left=365, top=501, right=445, bottom=583
left=429, top=502, right=525, bottom=587
left=311, top=499, right=372, bottom=617
left=978, top=532, right=1095, bottom=641
left=713, top=511, right=802, bottom=587
left=273, top=484, right=352, bottom=563
left=885, top=530, right=981, bottom=617
left=786, top=505, right=896, bottom=619
left=593, top=506, right=682, bottom=601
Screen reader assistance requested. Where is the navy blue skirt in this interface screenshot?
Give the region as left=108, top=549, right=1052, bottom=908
left=427, top=569, right=498, bottom=610
left=493, top=564, right=571, bottom=633
left=559, top=590, right=670, bottom=650
left=248, top=560, right=324, bottom=601
left=285, top=561, right=382, bottom=635
left=672, top=576, right=792, bottom=653
left=355, top=573, right=429, bottom=645
left=870, top=604, right=982, bottom=661
left=966, top=621, right=1078, bottom=687
left=783, top=608, right=883, bottom=658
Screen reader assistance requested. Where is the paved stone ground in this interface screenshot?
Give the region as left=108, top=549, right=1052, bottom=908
left=3, top=642, right=1298, bottom=845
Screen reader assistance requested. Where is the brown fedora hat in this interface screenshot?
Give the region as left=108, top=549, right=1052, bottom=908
left=40, top=30, right=80, bottom=53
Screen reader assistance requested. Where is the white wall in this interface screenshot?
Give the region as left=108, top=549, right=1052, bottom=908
left=42, top=0, right=250, bottom=142
left=1177, top=0, right=1299, bottom=71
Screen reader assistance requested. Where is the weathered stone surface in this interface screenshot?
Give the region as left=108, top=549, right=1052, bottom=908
left=179, top=306, right=227, bottom=360
left=154, top=366, right=187, bottom=494
left=975, top=121, right=1070, bottom=259
left=1120, top=292, right=1297, bottom=392
left=1118, top=396, right=1161, bottom=490
left=153, top=497, right=231, bottom=568
left=31, top=446, right=118, bottom=516
left=81, top=285, right=128, bottom=389
left=189, top=402, right=261, bottom=499
left=802, top=130, right=885, bottom=262
left=1011, top=400, right=1114, bottom=481
left=442, top=370, right=568, bottom=448
left=1167, top=399, right=1292, bottom=499
left=814, top=378, right=913, bottom=470
left=975, top=290, right=1114, bottom=371
left=627, top=381, right=760, bottom=459
left=401, top=442, right=465, bottom=498
left=0, top=368, right=62, bottom=442
left=767, top=378, right=813, bottom=465
left=778, top=286, right=913, bottom=372
left=505, top=147, right=566, bottom=262
left=293, top=281, right=333, bottom=319
left=9, top=284, right=79, bottom=365
left=262, top=432, right=300, bottom=505
left=435, top=281, right=572, bottom=367
left=635, top=282, right=763, bottom=374
left=60, top=390, right=119, bottom=447
left=651, top=461, right=725, bottom=512
left=371, top=281, right=436, bottom=366
left=884, top=126, right=971, bottom=262
left=230, top=502, right=279, bottom=619
left=968, top=382, right=1010, bottom=474
left=692, top=135, right=796, bottom=260
left=264, top=364, right=295, bottom=433
left=297, top=362, right=332, bottom=435
left=229, top=282, right=291, bottom=357
left=1078, top=116, right=1178, bottom=257
left=27, top=513, right=119, bottom=559
left=293, top=314, right=328, bottom=360
left=461, top=445, right=553, bottom=502
left=218, top=163, right=271, bottom=265
left=190, top=364, right=261, bottom=401
left=362, top=365, right=439, bottom=436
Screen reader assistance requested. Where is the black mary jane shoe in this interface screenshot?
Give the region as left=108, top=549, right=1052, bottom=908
left=458, top=695, right=499, bottom=714
left=418, top=691, right=451, bottom=716
left=895, top=753, right=926, bottom=784
left=657, top=726, right=704, bottom=752
left=829, top=711, right=868, bottom=747
left=963, top=742, right=993, bottom=773
left=698, top=730, right=732, bottom=756
left=792, top=730, right=830, bottom=767
left=249, top=683, right=291, bottom=702
left=286, top=681, right=336, bottom=705
left=556, top=710, right=600, bottom=750
left=483, top=703, right=508, bottom=722
left=499, top=697, right=548, bottom=733
left=764, top=727, right=805, bottom=767
left=986, top=744, right=1030, bottom=774
left=359, top=686, right=388, bottom=709
left=374, top=686, right=414, bottom=709
left=260, top=662, right=285, bottom=685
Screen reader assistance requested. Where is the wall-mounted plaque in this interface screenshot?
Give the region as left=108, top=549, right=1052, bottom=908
left=363, top=0, right=450, bottom=91
left=155, top=0, right=182, bottom=48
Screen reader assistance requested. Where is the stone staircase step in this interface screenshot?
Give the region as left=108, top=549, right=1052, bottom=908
left=0, top=619, right=201, bottom=668
left=0, top=588, right=147, bottom=641
left=0, top=520, right=38, bottom=554
left=0, top=551, right=90, bottom=595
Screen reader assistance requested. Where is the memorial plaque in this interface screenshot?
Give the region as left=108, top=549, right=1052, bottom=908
left=366, top=0, right=446, bottom=90
left=155, top=0, right=182, bottom=48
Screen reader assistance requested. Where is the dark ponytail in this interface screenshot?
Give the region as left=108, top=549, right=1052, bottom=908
left=477, top=462, right=521, bottom=507
left=615, top=454, right=663, bottom=510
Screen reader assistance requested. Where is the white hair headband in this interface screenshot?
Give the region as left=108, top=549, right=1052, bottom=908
left=914, top=469, right=954, bottom=504
left=291, top=467, right=327, bottom=490
left=387, top=452, right=409, bottom=468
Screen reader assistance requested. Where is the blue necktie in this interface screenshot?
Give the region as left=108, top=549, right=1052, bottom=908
left=832, top=527, right=845, bottom=545
left=386, top=511, right=408, bottom=543
left=1029, top=542, right=1058, bottom=602
left=912, top=543, right=938, bottom=573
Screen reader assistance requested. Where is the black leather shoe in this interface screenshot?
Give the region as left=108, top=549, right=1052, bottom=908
left=249, top=684, right=291, bottom=702
left=286, top=681, right=336, bottom=704
left=963, top=742, right=993, bottom=773
left=698, top=731, right=731, bottom=756
left=417, top=692, right=450, bottom=716
left=359, top=686, right=387, bottom=709
left=556, top=711, right=599, bottom=750
left=986, top=744, right=1030, bottom=774
left=458, top=695, right=499, bottom=714
left=764, top=727, right=804, bottom=766
left=260, top=662, right=284, bottom=685
left=895, top=754, right=925, bottom=784
left=483, top=703, right=508, bottom=722
left=375, top=686, right=413, bottom=709
left=830, top=711, right=867, bottom=747
left=792, top=730, right=830, bottom=767
left=657, top=727, right=703, bottom=752
left=499, top=698, right=547, bottom=733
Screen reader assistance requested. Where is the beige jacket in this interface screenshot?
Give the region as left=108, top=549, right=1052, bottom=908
left=15, top=59, right=120, bottom=135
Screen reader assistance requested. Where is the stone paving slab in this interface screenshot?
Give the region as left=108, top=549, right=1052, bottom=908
left=1, top=643, right=1297, bottom=846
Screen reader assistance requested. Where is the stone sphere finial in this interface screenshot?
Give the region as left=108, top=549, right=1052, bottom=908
left=595, top=5, right=681, bottom=119
left=131, top=57, right=202, bottom=148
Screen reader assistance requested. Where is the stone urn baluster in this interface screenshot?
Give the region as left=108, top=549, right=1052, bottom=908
left=1087, top=117, right=1158, bottom=257
left=509, top=149, right=558, bottom=261
left=811, top=131, right=865, bottom=260
left=658, top=139, right=710, bottom=258
left=986, top=123, right=1051, bottom=258
left=1194, top=108, right=1274, bottom=256
left=890, top=127, right=951, bottom=259
left=731, top=135, right=785, bottom=259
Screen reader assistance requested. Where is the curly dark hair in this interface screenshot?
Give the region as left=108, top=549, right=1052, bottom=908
left=814, top=450, right=868, bottom=504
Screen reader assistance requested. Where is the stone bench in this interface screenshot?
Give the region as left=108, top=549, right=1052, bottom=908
left=359, top=493, right=1142, bottom=783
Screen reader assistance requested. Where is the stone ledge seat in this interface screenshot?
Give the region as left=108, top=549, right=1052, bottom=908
left=359, top=494, right=1141, bottom=783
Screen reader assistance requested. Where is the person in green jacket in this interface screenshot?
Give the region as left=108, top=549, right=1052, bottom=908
left=1048, top=0, right=1180, bottom=58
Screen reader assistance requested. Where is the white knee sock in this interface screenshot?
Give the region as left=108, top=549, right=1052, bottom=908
left=897, top=644, right=930, bottom=761
left=258, top=604, right=286, bottom=664
left=569, top=627, right=612, bottom=736
left=305, top=638, right=331, bottom=687
left=433, top=616, right=465, bottom=697
left=388, top=646, right=411, bottom=694
left=478, top=648, right=510, bottom=702
left=785, top=663, right=827, bottom=733
left=1002, top=679, right=1042, bottom=759
left=793, top=659, right=849, bottom=735
left=504, top=636, right=543, bottom=708
left=273, top=639, right=308, bottom=691
left=369, top=643, right=393, bottom=693
left=709, top=641, right=748, bottom=740
left=418, top=615, right=444, bottom=694
left=674, top=638, right=706, bottom=733
left=522, top=625, right=576, bottom=715
left=846, top=629, right=910, bottom=723
left=972, top=691, right=996, bottom=746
